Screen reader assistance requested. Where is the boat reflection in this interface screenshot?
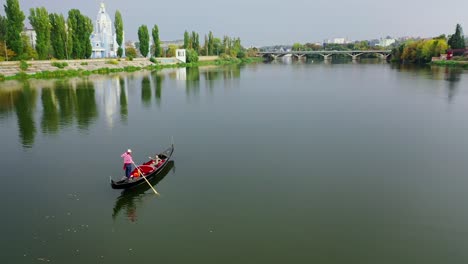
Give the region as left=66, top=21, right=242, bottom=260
left=112, top=161, right=175, bottom=222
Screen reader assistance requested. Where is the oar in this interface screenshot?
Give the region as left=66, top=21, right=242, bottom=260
left=131, top=161, right=160, bottom=196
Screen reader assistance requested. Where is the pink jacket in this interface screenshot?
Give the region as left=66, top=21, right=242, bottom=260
left=121, top=152, right=133, bottom=164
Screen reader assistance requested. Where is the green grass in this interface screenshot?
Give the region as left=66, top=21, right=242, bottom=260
left=106, top=59, right=119, bottom=65
left=2, top=56, right=264, bottom=81
left=19, top=60, right=29, bottom=71
left=51, top=62, right=68, bottom=68
left=431, top=60, right=468, bottom=69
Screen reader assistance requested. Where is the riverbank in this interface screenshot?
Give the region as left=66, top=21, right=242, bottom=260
left=431, top=60, right=468, bottom=69
left=0, top=56, right=263, bottom=81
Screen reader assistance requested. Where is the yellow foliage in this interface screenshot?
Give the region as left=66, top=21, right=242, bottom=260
left=0, top=42, right=17, bottom=60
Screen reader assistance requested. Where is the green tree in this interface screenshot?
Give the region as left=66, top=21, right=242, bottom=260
left=114, top=10, right=124, bottom=57
left=152, top=25, right=162, bottom=57
left=448, top=24, right=465, bottom=50
left=208, top=31, right=214, bottom=55
left=67, top=9, right=93, bottom=59
left=292, top=43, right=305, bottom=51
left=125, top=45, right=137, bottom=58
left=202, top=34, right=208, bottom=55
left=29, top=7, right=51, bottom=60
left=20, top=33, right=38, bottom=60
left=213, top=37, right=221, bottom=55
left=166, top=44, right=177, bottom=57
left=191, top=31, right=200, bottom=53
left=186, top=48, right=199, bottom=63
left=183, top=30, right=190, bottom=49
left=0, top=41, right=16, bottom=61
left=354, top=40, right=369, bottom=50
left=137, top=25, right=149, bottom=57
left=0, top=15, right=7, bottom=41
left=49, top=13, right=67, bottom=59
left=4, top=0, right=25, bottom=59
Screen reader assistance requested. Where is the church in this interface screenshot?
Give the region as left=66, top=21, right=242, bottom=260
left=90, top=2, right=123, bottom=58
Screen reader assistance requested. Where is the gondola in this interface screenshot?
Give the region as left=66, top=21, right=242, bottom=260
left=110, top=144, right=174, bottom=189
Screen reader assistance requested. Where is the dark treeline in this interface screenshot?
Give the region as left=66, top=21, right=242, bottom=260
left=1, top=0, right=100, bottom=60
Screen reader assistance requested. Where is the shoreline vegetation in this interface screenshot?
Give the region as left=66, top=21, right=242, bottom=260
left=0, top=57, right=264, bottom=82
left=430, top=60, right=468, bottom=69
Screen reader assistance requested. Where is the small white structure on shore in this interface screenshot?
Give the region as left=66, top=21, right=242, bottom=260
left=176, top=49, right=186, bottom=63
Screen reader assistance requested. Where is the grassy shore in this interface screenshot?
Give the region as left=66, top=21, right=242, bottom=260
left=431, top=60, right=468, bottom=69
left=0, top=57, right=264, bottom=81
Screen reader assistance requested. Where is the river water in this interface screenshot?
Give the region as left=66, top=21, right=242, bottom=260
left=1, top=60, right=468, bottom=263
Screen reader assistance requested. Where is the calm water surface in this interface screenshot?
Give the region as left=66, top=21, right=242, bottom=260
left=1, top=61, right=468, bottom=263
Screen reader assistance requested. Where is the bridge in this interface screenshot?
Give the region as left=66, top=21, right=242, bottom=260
left=258, top=50, right=392, bottom=61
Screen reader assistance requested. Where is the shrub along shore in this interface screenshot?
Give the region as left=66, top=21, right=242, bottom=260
left=0, top=57, right=263, bottom=81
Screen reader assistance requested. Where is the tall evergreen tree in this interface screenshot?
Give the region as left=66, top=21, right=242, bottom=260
left=114, top=10, right=124, bottom=57
left=183, top=30, right=190, bottom=49
left=152, top=25, right=162, bottom=57
left=4, top=0, right=25, bottom=58
left=448, top=24, right=465, bottom=49
left=49, top=13, right=67, bottom=59
left=29, top=7, right=51, bottom=60
left=137, top=25, right=149, bottom=57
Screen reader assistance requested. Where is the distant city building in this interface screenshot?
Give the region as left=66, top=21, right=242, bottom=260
left=160, top=40, right=184, bottom=49
left=376, top=38, right=396, bottom=47
left=90, top=2, right=123, bottom=58
left=324, top=38, right=351, bottom=45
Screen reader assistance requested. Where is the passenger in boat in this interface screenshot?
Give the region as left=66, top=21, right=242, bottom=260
left=155, top=154, right=162, bottom=164
left=121, top=149, right=134, bottom=180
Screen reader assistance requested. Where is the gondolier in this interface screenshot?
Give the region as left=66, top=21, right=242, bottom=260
left=121, top=149, right=134, bottom=180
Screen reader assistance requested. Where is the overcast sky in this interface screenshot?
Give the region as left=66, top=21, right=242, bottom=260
left=3, top=0, right=468, bottom=46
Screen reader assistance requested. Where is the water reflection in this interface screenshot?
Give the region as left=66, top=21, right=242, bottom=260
left=152, top=72, right=163, bottom=106
left=41, top=88, right=59, bottom=134
left=112, top=161, right=175, bottom=222
left=0, top=66, right=245, bottom=148
left=75, top=80, right=97, bottom=130
left=444, top=68, right=462, bottom=103
left=391, top=64, right=465, bottom=102
left=119, top=76, right=128, bottom=122
left=15, top=83, right=37, bottom=148
left=141, top=76, right=151, bottom=107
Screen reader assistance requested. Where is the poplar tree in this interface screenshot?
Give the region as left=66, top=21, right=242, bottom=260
left=0, top=15, right=6, bottom=42
left=49, top=13, right=67, bottom=59
left=67, top=9, right=93, bottom=59
left=208, top=31, right=214, bottom=55
left=191, top=31, right=200, bottom=53
left=137, top=25, right=149, bottom=57
left=29, top=7, right=51, bottom=60
left=115, top=10, right=124, bottom=57
left=183, top=30, right=190, bottom=49
left=4, top=0, right=25, bottom=58
left=152, top=25, right=162, bottom=57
